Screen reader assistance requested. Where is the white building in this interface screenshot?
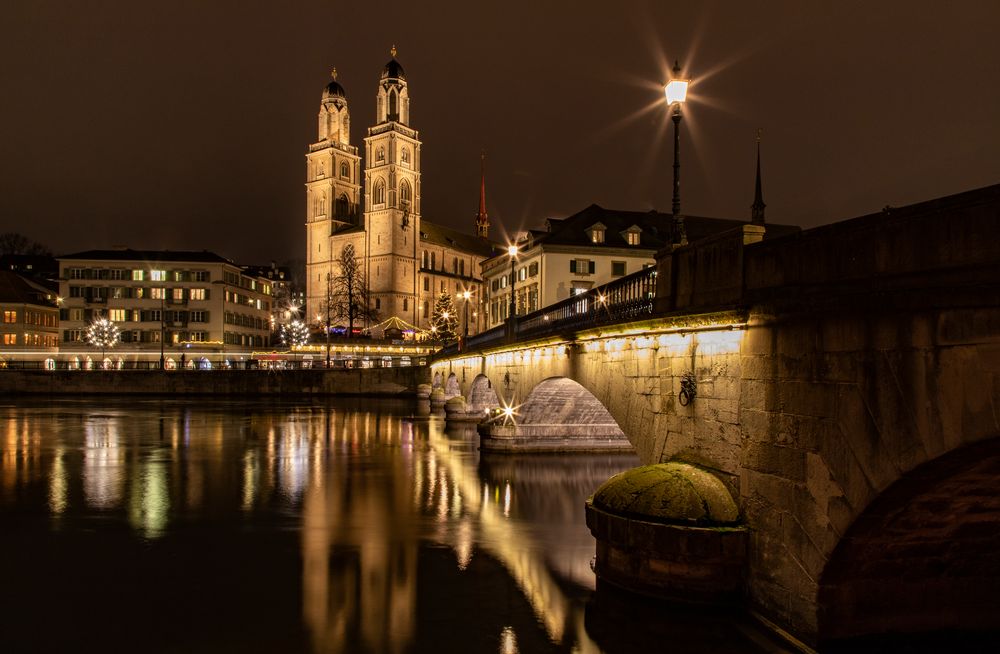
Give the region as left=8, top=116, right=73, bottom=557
left=57, top=249, right=274, bottom=357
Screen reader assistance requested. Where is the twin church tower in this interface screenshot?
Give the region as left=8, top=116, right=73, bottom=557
left=305, top=48, right=495, bottom=332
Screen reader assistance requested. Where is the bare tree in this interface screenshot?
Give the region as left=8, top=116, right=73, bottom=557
left=324, top=244, right=378, bottom=336
left=0, top=233, right=51, bottom=256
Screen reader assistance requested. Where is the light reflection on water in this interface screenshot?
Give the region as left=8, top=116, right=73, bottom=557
left=0, top=398, right=775, bottom=654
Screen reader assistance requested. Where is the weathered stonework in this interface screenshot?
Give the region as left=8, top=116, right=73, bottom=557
left=434, top=184, right=1000, bottom=646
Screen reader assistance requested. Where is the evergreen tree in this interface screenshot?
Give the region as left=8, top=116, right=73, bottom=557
left=430, top=292, right=458, bottom=342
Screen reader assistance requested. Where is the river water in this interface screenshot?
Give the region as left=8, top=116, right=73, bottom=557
left=0, top=397, right=789, bottom=653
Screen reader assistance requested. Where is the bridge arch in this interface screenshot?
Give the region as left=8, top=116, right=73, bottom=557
left=817, top=437, right=1000, bottom=646
left=467, top=374, right=500, bottom=416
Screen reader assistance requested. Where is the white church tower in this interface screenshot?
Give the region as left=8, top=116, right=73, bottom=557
left=362, top=46, right=422, bottom=325
left=305, top=69, right=362, bottom=321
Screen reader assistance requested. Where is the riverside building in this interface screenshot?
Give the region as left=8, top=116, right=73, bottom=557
left=57, top=249, right=273, bottom=365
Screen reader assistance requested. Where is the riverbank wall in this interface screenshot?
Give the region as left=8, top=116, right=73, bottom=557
left=0, top=367, right=429, bottom=396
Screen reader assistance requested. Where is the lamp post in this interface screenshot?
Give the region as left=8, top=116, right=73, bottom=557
left=159, top=292, right=165, bottom=369
left=461, top=289, right=472, bottom=345
left=507, top=245, right=518, bottom=336
left=665, top=60, right=689, bottom=245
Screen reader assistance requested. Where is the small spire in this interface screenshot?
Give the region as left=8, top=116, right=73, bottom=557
left=751, top=129, right=766, bottom=225
left=390, top=45, right=397, bottom=58
left=330, top=67, right=338, bottom=80
left=476, top=152, right=490, bottom=239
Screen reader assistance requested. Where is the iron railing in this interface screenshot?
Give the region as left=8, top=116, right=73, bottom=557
left=442, top=266, right=658, bottom=355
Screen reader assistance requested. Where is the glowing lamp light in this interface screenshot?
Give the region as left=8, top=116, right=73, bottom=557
left=461, top=290, right=471, bottom=301
left=665, top=79, right=688, bottom=105
left=502, top=406, right=515, bottom=420
left=507, top=244, right=519, bottom=257
left=598, top=295, right=607, bottom=304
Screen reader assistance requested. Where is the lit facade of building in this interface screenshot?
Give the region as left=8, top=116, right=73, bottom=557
left=57, top=250, right=273, bottom=354
left=480, top=204, right=798, bottom=330
left=305, top=51, right=497, bottom=334
left=0, top=271, right=60, bottom=352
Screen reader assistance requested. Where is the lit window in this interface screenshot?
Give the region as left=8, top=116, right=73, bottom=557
left=591, top=230, right=604, bottom=243
left=150, top=270, right=167, bottom=281
left=3, top=334, right=15, bottom=345
left=3, top=311, right=15, bottom=323
left=190, top=288, right=206, bottom=300
left=108, top=309, right=127, bottom=322
left=151, top=288, right=165, bottom=300
left=173, top=288, right=184, bottom=301
left=626, top=231, right=641, bottom=245
left=132, top=270, right=144, bottom=281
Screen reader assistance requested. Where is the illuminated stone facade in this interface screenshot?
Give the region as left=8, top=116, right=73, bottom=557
left=57, top=249, right=273, bottom=358
left=305, top=51, right=496, bottom=333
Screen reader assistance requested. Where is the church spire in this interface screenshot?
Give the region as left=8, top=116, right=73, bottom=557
left=751, top=130, right=766, bottom=225
left=476, top=152, right=490, bottom=239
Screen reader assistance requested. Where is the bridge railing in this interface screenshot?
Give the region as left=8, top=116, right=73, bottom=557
left=441, top=266, right=658, bottom=356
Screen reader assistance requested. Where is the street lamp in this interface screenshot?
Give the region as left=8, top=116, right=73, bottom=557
left=507, top=244, right=518, bottom=328
left=665, top=60, right=689, bottom=245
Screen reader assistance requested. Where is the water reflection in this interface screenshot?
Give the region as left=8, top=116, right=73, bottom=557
left=0, top=399, right=775, bottom=653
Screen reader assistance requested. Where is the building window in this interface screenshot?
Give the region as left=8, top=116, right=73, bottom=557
left=69, top=308, right=84, bottom=321
left=528, top=262, right=539, bottom=277
left=340, top=162, right=349, bottom=179
left=108, top=309, right=127, bottom=322
left=626, top=231, right=641, bottom=245
left=423, top=277, right=429, bottom=291
left=422, top=300, right=429, bottom=315
left=3, top=311, right=15, bottom=323
left=491, top=279, right=499, bottom=292
left=375, top=298, right=381, bottom=310
left=150, top=270, right=167, bottom=281
left=588, top=224, right=606, bottom=244
left=109, top=269, right=126, bottom=280
left=421, top=250, right=428, bottom=269
left=190, top=288, right=206, bottom=300
left=571, top=259, right=595, bottom=275
left=431, top=252, right=436, bottom=269
left=191, top=311, right=206, bottom=322
left=403, top=298, right=408, bottom=311
left=3, top=334, right=15, bottom=345
left=336, top=194, right=349, bottom=217
left=440, top=281, right=445, bottom=293
left=612, top=261, right=627, bottom=277
left=374, top=179, right=386, bottom=205
left=172, top=288, right=184, bottom=301
left=518, top=267, right=527, bottom=281
left=376, top=147, right=385, bottom=163
left=399, top=180, right=412, bottom=208
left=174, top=271, right=184, bottom=282
left=195, top=271, right=209, bottom=282
left=151, top=288, right=165, bottom=300
left=401, top=147, right=410, bottom=166
left=460, top=259, right=465, bottom=276
left=132, top=270, right=144, bottom=281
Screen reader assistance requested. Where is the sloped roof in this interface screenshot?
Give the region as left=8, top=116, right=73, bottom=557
left=531, top=204, right=798, bottom=249
left=58, top=249, right=235, bottom=264
left=0, top=271, right=57, bottom=306
left=420, top=219, right=501, bottom=258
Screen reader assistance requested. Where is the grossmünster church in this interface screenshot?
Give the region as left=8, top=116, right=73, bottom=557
left=305, top=48, right=497, bottom=333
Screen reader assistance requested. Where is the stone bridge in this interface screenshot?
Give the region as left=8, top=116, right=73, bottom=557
left=431, top=184, right=1000, bottom=648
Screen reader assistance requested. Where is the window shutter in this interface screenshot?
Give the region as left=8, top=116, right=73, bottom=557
left=570, top=260, right=575, bottom=273
left=589, top=260, right=596, bottom=274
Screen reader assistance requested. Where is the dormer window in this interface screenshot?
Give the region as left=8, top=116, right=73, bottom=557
left=588, top=222, right=606, bottom=244
left=623, top=225, right=642, bottom=245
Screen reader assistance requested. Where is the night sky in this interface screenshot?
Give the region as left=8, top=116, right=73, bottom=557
left=2, top=1, right=998, bottom=264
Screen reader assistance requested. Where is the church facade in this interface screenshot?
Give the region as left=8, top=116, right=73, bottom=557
left=305, top=50, right=496, bottom=335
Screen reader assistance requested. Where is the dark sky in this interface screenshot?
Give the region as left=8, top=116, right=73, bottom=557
left=2, top=0, right=998, bottom=264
